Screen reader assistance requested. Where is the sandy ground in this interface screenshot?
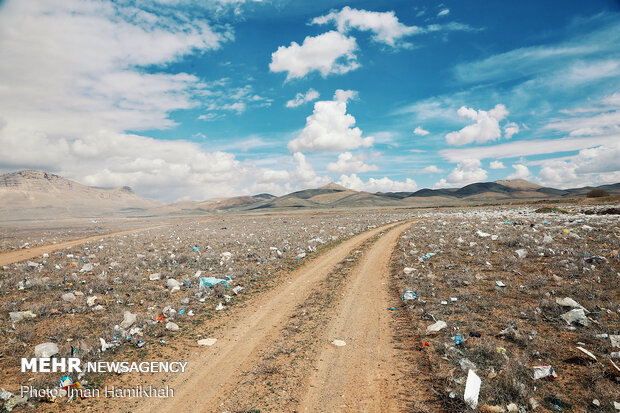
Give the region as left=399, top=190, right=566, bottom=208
left=297, top=222, right=409, bottom=412
left=121, top=222, right=409, bottom=413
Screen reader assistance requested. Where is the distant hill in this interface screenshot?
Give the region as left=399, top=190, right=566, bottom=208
left=0, top=170, right=163, bottom=220
left=1, top=172, right=618, bottom=220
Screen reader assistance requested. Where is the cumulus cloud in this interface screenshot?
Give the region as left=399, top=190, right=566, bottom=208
left=0, top=1, right=332, bottom=201
left=337, top=174, right=417, bottom=193
left=286, top=88, right=320, bottom=108
left=326, top=152, right=378, bottom=173
left=503, top=122, right=519, bottom=139
left=420, top=165, right=444, bottom=173
left=537, top=142, right=620, bottom=188
left=288, top=90, right=374, bottom=152
left=312, top=6, right=417, bottom=47
left=506, top=164, right=531, bottom=180
left=445, top=104, right=509, bottom=146
left=434, top=159, right=488, bottom=188
left=269, top=31, right=359, bottom=80
left=489, top=160, right=506, bottom=169
left=413, top=126, right=430, bottom=136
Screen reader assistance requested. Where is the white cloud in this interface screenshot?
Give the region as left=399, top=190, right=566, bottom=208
left=326, top=152, right=378, bottom=173
left=446, top=104, right=509, bottom=145
left=291, top=152, right=331, bottom=189
left=437, top=8, right=450, bottom=17
left=0, top=0, right=230, bottom=137
left=537, top=142, right=620, bottom=188
left=312, top=6, right=417, bottom=47
left=503, top=122, right=519, bottom=139
left=286, top=88, right=320, bottom=108
left=269, top=31, right=359, bottom=80
left=413, top=126, right=430, bottom=136
left=544, top=93, right=620, bottom=137
left=337, top=174, right=417, bottom=193
left=288, top=90, right=374, bottom=152
left=420, top=165, right=444, bottom=173
left=434, top=159, right=488, bottom=188
left=489, top=160, right=506, bottom=169
left=506, top=164, right=531, bottom=180
left=439, top=134, right=620, bottom=162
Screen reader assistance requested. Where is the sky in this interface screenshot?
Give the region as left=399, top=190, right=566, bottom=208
left=0, top=0, right=619, bottom=202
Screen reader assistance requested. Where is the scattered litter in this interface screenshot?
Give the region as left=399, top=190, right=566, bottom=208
left=560, top=308, right=591, bottom=326
left=34, top=342, right=59, bottom=358
left=9, top=311, right=36, bottom=322
left=331, top=340, right=346, bottom=347
left=496, top=281, right=506, bottom=287
left=198, top=338, right=217, bottom=346
left=464, top=369, right=481, bottom=409
left=165, top=322, right=179, bottom=331
left=515, top=249, right=527, bottom=259
left=120, top=311, right=137, bottom=329
left=555, top=297, right=587, bottom=312
left=199, top=277, right=230, bottom=290
left=61, top=292, right=76, bottom=302
left=610, top=335, right=620, bottom=348
left=533, top=365, right=557, bottom=380
left=426, top=320, right=447, bottom=334
left=401, top=290, right=418, bottom=301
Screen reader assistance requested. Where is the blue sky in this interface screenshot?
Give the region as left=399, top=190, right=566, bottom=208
left=0, top=0, right=619, bottom=201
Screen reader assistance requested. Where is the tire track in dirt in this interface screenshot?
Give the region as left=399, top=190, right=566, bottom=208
left=297, top=222, right=412, bottom=412
left=132, top=221, right=408, bottom=413
left=0, top=225, right=168, bottom=266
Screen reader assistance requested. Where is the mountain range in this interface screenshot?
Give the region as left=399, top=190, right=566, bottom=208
left=1, top=170, right=619, bottom=221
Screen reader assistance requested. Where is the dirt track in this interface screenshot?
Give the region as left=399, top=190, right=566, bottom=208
left=0, top=225, right=166, bottom=266
left=129, top=221, right=413, bottom=413
left=298, top=220, right=409, bottom=412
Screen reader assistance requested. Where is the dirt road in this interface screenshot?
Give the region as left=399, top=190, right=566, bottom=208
left=298, top=221, right=409, bottom=412
left=0, top=225, right=166, bottom=266
left=132, top=221, right=412, bottom=413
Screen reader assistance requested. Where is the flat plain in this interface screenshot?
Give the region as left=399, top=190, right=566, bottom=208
left=0, top=203, right=619, bottom=412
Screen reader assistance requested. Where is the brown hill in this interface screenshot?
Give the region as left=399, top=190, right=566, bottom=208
left=0, top=170, right=162, bottom=220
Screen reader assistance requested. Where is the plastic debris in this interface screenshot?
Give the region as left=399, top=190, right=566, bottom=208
left=34, top=342, right=59, bottom=358
left=120, top=311, right=137, bottom=329
left=555, top=297, right=587, bottom=312
left=61, top=292, right=76, bottom=302
left=166, top=322, right=179, bottom=331
left=464, top=369, right=481, bottom=409
left=496, top=281, right=506, bottom=287
left=331, top=340, right=346, bottom=347
left=515, top=249, right=527, bottom=259
left=167, top=278, right=181, bottom=293
left=452, top=335, right=465, bottom=345
left=533, top=365, right=557, bottom=380
left=199, top=277, right=230, bottom=290
left=426, top=320, right=447, bottom=334
left=610, top=335, right=620, bottom=348
left=9, top=311, right=36, bottom=322
left=401, top=290, right=418, bottom=301
left=560, top=308, right=591, bottom=326
left=198, top=338, right=217, bottom=346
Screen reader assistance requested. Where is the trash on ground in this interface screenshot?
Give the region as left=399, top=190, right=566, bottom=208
left=464, top=369, right=481, bottom=409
